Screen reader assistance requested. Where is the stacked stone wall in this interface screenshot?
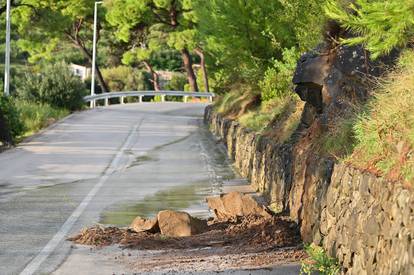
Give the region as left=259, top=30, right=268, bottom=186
left=205, top=106, right=414, bottom=274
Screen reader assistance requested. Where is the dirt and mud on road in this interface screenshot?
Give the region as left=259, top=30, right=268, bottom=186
left=69, top=214, right=306, bottom=273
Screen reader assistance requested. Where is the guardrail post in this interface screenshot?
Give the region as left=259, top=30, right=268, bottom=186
left=161, top=95, right=165, bottom=102
left=90, top=100, right=96, bottom=109
left=104, top=98, right=109, bottom=107
left=184, top=96, right=188, bottom=103
left=121, top=96, right=125, bottom=104
left=139, top=96, right=143, bottom=103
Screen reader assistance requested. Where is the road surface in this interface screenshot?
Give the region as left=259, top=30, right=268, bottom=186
left=0, top=103, right=300, bottom=275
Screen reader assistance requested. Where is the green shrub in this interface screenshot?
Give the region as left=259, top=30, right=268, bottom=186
left=16, top=62, right=86, bottom=111
left=101, top=66, right=151, bottom=92
left=301, top=244, right=340, bottom=275
left=164, top=74, right=187, bottom=91
left=15, top=100, right=69, bottom=137
left=260, top=47, right=300, bottom=101
left=0, top=96, right=24, bottom=144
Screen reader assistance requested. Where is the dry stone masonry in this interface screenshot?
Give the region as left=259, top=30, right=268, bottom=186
left=205, top=107, right=414, bottom=274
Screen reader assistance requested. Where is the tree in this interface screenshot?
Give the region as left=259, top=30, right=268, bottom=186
left=0, top=0, right=36, bottom=16
left=194, top=0, right=296, bottom=87
left=105, top=2, right=161, bottom=91
left=12, top=0, right=110, bottom=92
left=325, top=0, right=414, bottom=59
left=193, top=0, right=327, bottom=93
left=105, top=0, right=199, bottom=91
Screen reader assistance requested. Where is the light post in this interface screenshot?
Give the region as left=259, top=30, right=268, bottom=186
left=90, top=1, right=103, bottom=108
left=4, top=0, right=11, bottom=96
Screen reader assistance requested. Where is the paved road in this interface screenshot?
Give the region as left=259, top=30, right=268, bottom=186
left=0, top=103, right=300, bottom=275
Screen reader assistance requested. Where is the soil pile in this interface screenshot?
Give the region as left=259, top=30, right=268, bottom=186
left=68, top=192, right=306, bottom=272
left=68, top=214, right=301, bottom=253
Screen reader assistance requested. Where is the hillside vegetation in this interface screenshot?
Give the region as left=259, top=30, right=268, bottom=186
left=348, top=51, right=414, bottom=183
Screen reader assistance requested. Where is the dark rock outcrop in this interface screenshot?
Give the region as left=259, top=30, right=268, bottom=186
left=293, top=43, right=398, bottom=140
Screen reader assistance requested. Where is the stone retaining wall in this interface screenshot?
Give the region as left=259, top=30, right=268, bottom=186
left=205, top=106, right=414, bottom=274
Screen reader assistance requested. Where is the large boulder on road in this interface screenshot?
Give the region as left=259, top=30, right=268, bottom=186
left=157, top=210, right=208, bottom=237
left=207, top=192, right=271, bottom=221
left=130, top=216, right=160, bottom=233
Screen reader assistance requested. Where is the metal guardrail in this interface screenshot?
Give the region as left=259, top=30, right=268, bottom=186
left=84, top=90, right=215, bottom=107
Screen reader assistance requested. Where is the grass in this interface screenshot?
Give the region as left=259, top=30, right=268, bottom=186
left=345, top=50, right=414, bottom=183
left=214, top=85, right=260, bottom=119
left=238, top=96, right=292, bottom=132
left=301, top=244, right=340, bottom=275
left=15, top=100, right=69, bottom=139
left=214, top=84, right=303, bottom=143
left=319, top=111, right=358, bottom=159
left=238, top=94, right=303, bottom=143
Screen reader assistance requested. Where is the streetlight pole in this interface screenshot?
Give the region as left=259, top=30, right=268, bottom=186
left=4, top=0, right=11, bottom=96
left=90, top=1, right=103, bottom=108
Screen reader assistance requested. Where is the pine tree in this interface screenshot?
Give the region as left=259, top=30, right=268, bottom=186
left=325, top=0, right=414, bottom=59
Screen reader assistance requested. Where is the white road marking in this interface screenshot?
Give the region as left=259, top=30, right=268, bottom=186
left=19, top=120, right=143, bottom=275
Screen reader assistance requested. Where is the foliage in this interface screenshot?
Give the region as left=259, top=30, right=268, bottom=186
left=101, top=66, right=151, bottom=91
left=15, top=100, right=69, bottom=137
left=260, top=47, right=300, bottom=101
left=347, top=49, right=414, bottom=183
left=301, top=244, right=340, bottom=275
left=164, top=74, right=187, bottom=91
left=11, top=0, right=111, bottom=92
left=151, top=49, right=183, bottom=71
left=194, top=0, right=327, bottom=88
left=105, top=0, right=200, bottom=90
left=0, top=96, right=24, bottom=143
left=239, top=96, right=293, bottom=132
left=325, top=0, right=414, bottom=59
left=281, top=0, right=328, bottom=51
left=13, top=0, right=95, bottom=62
left=194, top=0, right=292, bottom=85
left=16, top=62, right=86, bottom=111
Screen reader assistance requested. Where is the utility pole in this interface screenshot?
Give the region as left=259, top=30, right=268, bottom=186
left=90, top=1, right=103, bottom=108
left=4, top=0, right=11, bottom=96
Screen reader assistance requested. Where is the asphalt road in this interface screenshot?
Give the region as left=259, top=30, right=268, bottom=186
left=0, top=103, right=300, bottom=275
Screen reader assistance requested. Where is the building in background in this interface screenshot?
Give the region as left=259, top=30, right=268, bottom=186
left=70, top=64, right=91, bottom=82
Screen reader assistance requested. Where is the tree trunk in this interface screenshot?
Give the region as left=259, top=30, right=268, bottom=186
left=181, top=48, right=198, bottom=92
left=194, top=48, right=209, bottom=92
left=143, top=60, right=160, bottom=91
left=77, top=45, right=110, bottom=93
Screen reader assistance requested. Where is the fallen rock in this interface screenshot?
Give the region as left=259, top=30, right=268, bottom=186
left=130, top=216, right=159, bottom=233
left=207, top=192, right=272, bottom=220
left=157, top=210, right=208, bottom=237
